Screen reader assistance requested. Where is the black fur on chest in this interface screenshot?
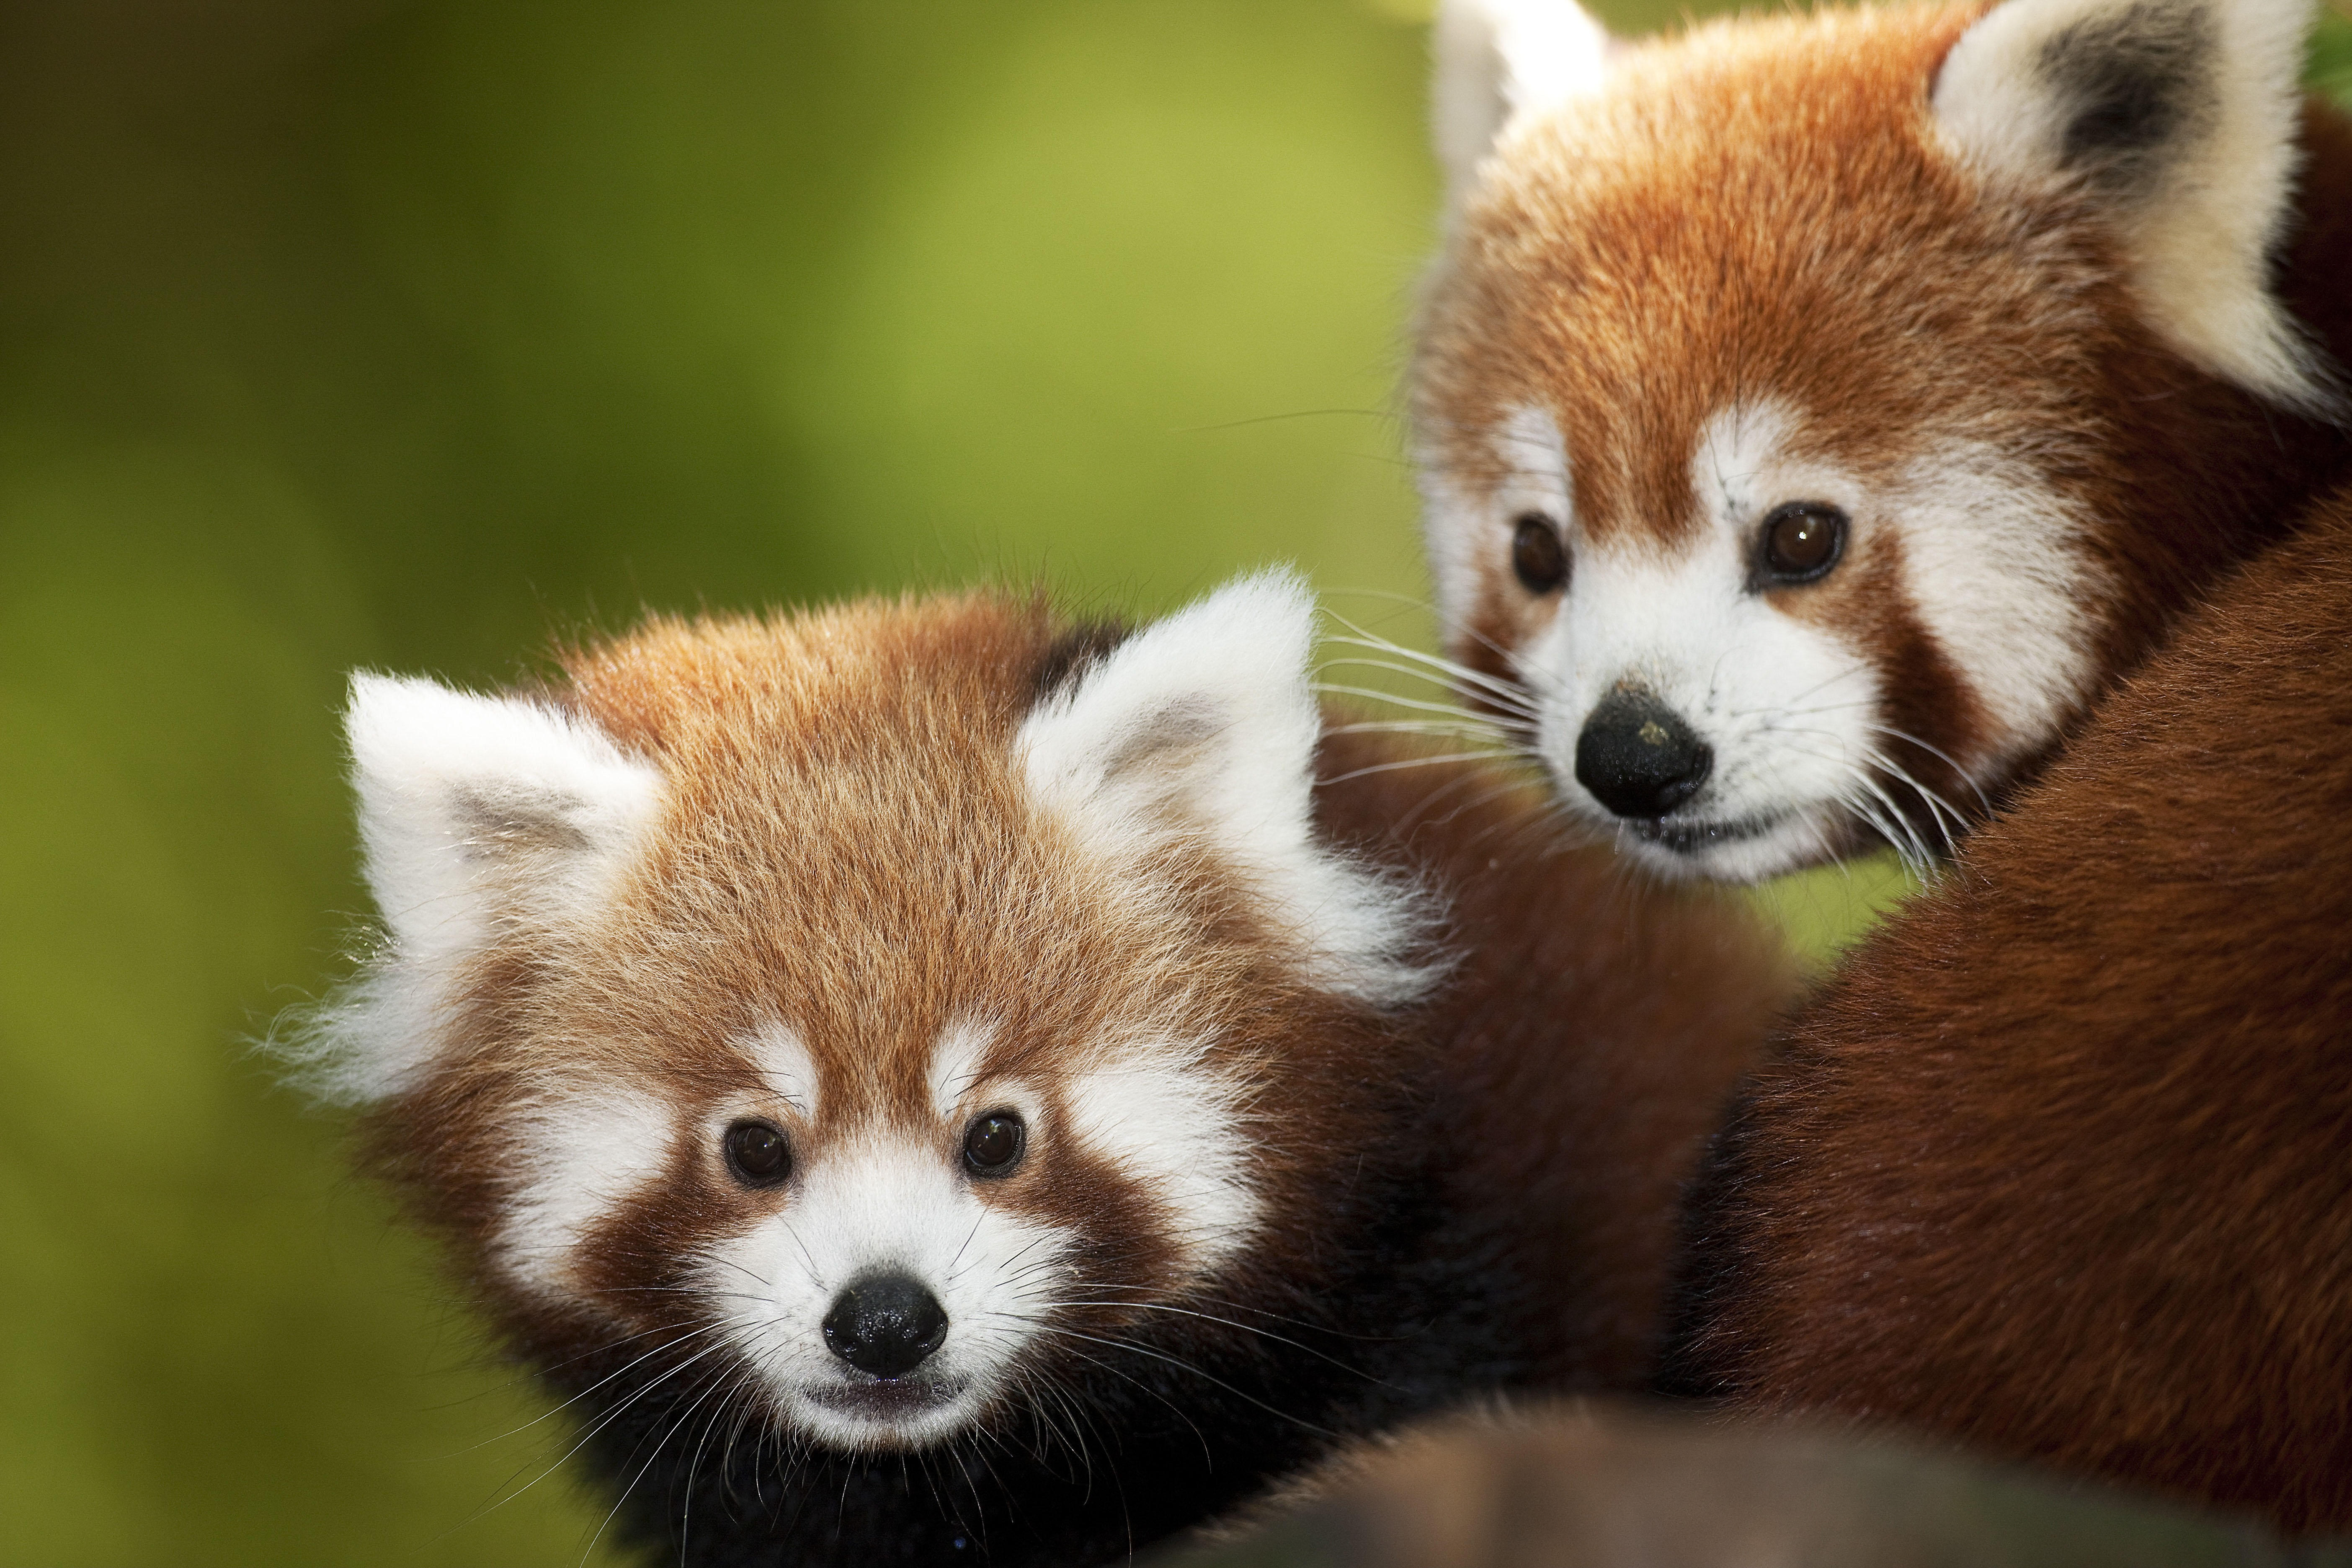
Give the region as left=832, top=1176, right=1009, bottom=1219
left=556, top=1148, right=1540, bottom=1568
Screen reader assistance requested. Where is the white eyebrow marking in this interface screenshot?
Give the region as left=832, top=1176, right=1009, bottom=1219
left=745, top=1018, right=818, bottom=1117
left=929, top=1019, right=994, bottom=1123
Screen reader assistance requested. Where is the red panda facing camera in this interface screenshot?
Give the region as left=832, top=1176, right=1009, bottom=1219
left=1416, top=0, right=2352, bottom=882
left=297, top=573, right=1794, bottom=1567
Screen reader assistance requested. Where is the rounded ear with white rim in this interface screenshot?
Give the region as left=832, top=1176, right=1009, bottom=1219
left=307, top=674, right=665, bottom=1101
left=1433, top=0, right=1615, bottom=223
left=1931, top=0, right=2342, bottom=415
left=1017, top=570, right=1434, bottom=1007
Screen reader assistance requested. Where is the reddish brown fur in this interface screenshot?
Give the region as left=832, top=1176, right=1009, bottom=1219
left=1672, top=487, right=2352, bottom=1532
left=1318, top=730, right=1798, bottom=1385
left=361, top=593, right=1415, bottom=1373
left=346, top=589, right=1800, bottom=1561
left=1416, top=0, right=2352, bottom=824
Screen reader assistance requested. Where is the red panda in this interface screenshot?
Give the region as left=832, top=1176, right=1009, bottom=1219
left=1668, top=485, right=2352, bottom=1532
left=1414, top=0, right=2352, bottom=882
left=298, top=573, right=1793, bottom=1566
left=1408, top=0, right=2352, bottom=1529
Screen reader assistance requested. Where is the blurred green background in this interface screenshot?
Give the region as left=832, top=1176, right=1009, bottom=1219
left=3, top=1, right=2346, bottom=1563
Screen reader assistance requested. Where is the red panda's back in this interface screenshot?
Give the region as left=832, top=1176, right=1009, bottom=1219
left=1674, top=486, right=2352, bottom=1531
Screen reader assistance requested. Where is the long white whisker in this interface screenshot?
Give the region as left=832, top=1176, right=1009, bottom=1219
left=1310, top=680, right=1515, bottom=725
left=1021, top=1297, right=1377, bottom=1379
left=1317, top=618, right=1540, bottom=708
left=1862, top=743, right=1968, bottom=851
left=1865, top=722, right=1995, bottom=814
left=1318, top=750, right=1506, bottom=785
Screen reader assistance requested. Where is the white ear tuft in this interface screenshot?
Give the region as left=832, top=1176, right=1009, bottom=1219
left=1433, top=0, right=1614, bottom=222
left=297, top=674, right=665, bottom=1101
left=1931, top=0, right=2341, bottom=415
left=1019, top=570, right=1434, bottom=1007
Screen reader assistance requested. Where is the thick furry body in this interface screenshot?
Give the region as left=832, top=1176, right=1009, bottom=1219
left=1668, top=489, right=2352, bottom=1532
left=1419, top=0, right=2352, bottom=1529
left=313, top=580, right=1790, bottom=1566
left=1416, top=0, right=2352, bottom=880
left=577, top=727, right=1786, bottom=1567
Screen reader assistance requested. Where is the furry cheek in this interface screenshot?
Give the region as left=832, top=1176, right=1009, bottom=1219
left=494, top=1088, right=681, bottom=1297
left=1058, top=1042, right=1262, bottom=1284
left=1878, top=446, right=2104, bottom=770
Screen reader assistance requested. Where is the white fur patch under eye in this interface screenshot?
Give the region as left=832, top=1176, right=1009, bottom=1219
left=498, top=1088, right=677, bottom=1292
left=1062, top=1040, right=1260, bottom=1279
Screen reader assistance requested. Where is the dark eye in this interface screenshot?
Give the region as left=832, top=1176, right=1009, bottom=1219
left=1511, top=513, right=1568, bottom=595
left=1756, top=502, right=1847, bottom=584
left=724, top=1119, right=791, bottom=1186
left=962, top=1111, right=1026, bottom=1178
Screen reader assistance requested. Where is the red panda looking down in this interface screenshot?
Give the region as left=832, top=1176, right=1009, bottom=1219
left=1416, top=0, right=2352, bottom=882
left=300, top=573, right=1793, bottom=1566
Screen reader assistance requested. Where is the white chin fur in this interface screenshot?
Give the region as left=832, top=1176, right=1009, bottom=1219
left=1591, top=808, right=1848, bottom=885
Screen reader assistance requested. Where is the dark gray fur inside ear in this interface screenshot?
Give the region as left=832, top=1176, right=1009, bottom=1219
left=450, top=781, right=595, bottom=857
left=1030, top=618, right=1132, bottom=705
left=2042, top=0, right=2217, bottom=193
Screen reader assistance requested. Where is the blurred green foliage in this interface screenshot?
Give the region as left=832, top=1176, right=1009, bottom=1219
left=4, top=1, right=2340, bottom=1563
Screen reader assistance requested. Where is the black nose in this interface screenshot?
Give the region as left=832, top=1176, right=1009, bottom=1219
left=822, top=1272, right=949, bottom=1379
left=1574, top=690, right=1713, bottom=819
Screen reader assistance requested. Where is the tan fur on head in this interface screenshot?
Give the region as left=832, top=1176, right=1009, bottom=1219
left=295, top=573, right=1803, bottom=1560
left=317, top=576, right=1434, bottom=1455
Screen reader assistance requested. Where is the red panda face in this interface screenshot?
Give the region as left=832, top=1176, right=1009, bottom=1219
left=302, top=575, right=1429, bottom=1455
left=1418, top=0, right=2343, bottom=881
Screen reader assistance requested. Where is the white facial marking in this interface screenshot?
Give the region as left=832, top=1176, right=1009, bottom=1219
left=1423, top=402, right=1571, bottom=640
left=1063, top=1035, right=1260, bottom=1279
left=499, top=1087, right=676, bottom=1291
left=1478, top=400, right=2102, bottom=881
left=745, top=1018, right=818, bottom=1118
left=1885, top=449, right=2099, bottom=757
left=706, top=1125, right=1071, bottom=1453
left=928, top=1018, right=992, bottom=1125
left=1520, top=403, right=1880, bottom=881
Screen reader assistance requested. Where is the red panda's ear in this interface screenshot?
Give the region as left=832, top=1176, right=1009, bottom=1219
left=1018, top=570, right=1435, bottom=1006
left=1432, top=0, right=1614, bottom=224
left=323, top=674, right=665, bottom=1099
left=1931, top=0, right=2343, bottom=417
